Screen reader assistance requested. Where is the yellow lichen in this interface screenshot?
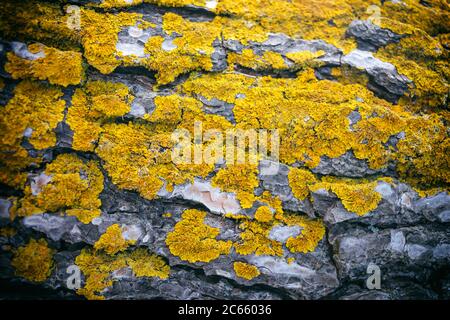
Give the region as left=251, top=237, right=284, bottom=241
left=278, top=214, right=325, bottom=254
left=234, top=220, right=283, bottom=257
left=288, top=168, right=317, bottom=201
left=76, top=247, right=169, bottom=300
left=94, top=224, right=135, bottom=255
left=211, top=164, right=259, bottom=209
left=285, top=50, right=325, bottom=68
left=5, top=43, right=84, bottom=86
left=311, top=178, right=382, bottom=216
left=254, top=206, right=273, bottom=223
left=233, top=261, right=260, bottom=280
left=79, top=9, right=143, bottom=74
left=181, top=72, right=255, bottom=104
left=0, top=80, right=65, bottom=188
left=165, top=209, right=232, bottom=263
left=66, top=80, right=133, bottom=152
left=11, top=238, right=54, bottom=282
left=228, top=49, right=287, bottom=70
left=127, top=247, right=170, bottom=279
left=13, top=154, right=104, bottom=224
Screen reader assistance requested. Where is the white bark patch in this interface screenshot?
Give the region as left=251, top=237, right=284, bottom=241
left=30, top=173, right=52, bottom=196
left=268, top=224, right=301, bottom=243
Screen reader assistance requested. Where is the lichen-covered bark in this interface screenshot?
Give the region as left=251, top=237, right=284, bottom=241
left=0, top=0, right=449, bottom=300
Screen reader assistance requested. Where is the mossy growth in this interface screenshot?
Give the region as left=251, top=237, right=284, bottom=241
left=12, top=153, right=104, bottom=224
left=66, top=80, right=133, bottom=152
left=165, top=209, right=232, bottom=263
left=11, top=238, right=54, bottom=282
left=75, top=247, right=169, bottom=300
left=5, top=43, right=84, bottom=86
left=0, top=80, right=65, bottom=188
left=233, top=261, right=260, bottom=280
left=94, top=224, right=136, bottom=255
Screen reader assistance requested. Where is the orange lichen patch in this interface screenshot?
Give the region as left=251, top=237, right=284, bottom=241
left=11, top=238, right=54, bottom=282
left=12, top=154, right=104, bottom=224
left=76, top=247, right=169, bottom=300
left=127, top=247, right=170, bottom=279
left=0, top=80, right=65, bottom=150
left=165, top=209, right=232, bottom=263
left=5, top=43, right=84, bottom=86
left=288, top=168, right=318, bottom=201
left=96, top=123, right=168, bottom=199
left=254, top=206, right=273, bottom=223
left=277, top=213, right=325, bottom=254
left=233, top=261, right=260, bottom=280
left=375, top=0, right=449, bottom=112
left=66, top=80, right=133, bottom=152
left=94, top=224, right=135, bottom=255
left=211, top=164, right=259, bottom=209
left=0, top=80, right=65, bottom=188
left=228, top=49, right=287, bottom=70
left=311, top=177, right=382, bottom=216
left=234, top=220, right=283, bottom=257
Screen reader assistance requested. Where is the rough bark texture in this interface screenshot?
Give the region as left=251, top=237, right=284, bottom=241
left=0, top=0, right=449, bottom=300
